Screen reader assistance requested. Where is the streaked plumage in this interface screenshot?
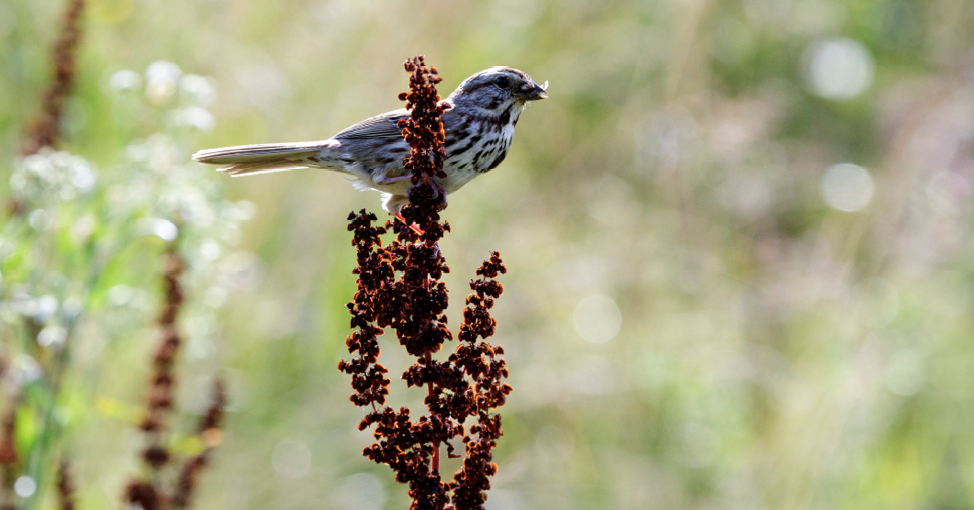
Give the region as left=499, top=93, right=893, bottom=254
left=193, top=67, right=547, bottom=213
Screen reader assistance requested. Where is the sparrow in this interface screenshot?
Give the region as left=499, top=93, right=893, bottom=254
left=192, top=67, right=547, bottom=214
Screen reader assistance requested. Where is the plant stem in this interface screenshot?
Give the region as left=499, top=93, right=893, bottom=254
left=425, top=351, right=440, bottom=473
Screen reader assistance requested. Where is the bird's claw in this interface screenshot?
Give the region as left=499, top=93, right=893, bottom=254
left=430, top=180, right=448, bottom=209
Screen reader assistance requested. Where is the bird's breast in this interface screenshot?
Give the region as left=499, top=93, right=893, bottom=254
left=445, top=126, right=513, bottom=170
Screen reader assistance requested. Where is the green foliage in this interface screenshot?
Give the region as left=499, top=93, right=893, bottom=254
left=0, top=56, right=251, bottom=508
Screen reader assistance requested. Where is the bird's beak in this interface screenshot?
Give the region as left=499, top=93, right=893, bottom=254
left=517, top=80, right=548, bottom=101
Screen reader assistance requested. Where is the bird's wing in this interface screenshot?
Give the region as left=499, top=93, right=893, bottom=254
left=334, top=109, right=409, bottom=140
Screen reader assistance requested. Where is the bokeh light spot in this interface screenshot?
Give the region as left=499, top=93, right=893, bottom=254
left=146, top=219, right=178, bottom=241
left=35, top=295, right=58, bottom=321
left=108, top=69, right=141, bottom=93
left=573, top=295, right=622, bottom=344
left=14, top=476, right=36, bottom=498
left=179, top=74, right=217, bottom=106
left=822, top=163, right=874, bottom=212
left=172, top=106, right=216, bottom=132
left=805, top=38, right=874, bottom=100
left=145, top=61, right=182, bottom=103
left=37, top=325, right=67, bottom=347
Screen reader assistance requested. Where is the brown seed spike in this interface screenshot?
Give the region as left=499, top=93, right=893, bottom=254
left=58, top=460, right=77, bottom=510
left=21, top=0, right=86, bottom=157
left=339, top=57, right=511, bottom=510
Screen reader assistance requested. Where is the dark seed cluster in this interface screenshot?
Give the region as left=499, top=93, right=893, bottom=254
left=398, top=56, right=449, bottom=184
left=449, top=253, right=512, bottom=510
left=0, top=409, right=16, bottom=467
left=57, top=461, right=76, bottom=510
left=21, top=0, right=85, bottom=157
left=11, top=0, right=86, bottom=217
left=125, top=246, right=226, bottom=510
left=338, top=56, right=512, bottom=510
left=0, top=407, right=17, bottom=510
left=171, top=379, right=226, bottom=509
left=140, top=249, right=185, bottom=459
left=397, top=55, right=451, bottom=241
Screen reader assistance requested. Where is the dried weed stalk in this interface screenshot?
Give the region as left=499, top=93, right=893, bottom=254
left=339, top=56, right=513, bottom=510
left=56, top=461, right=76, bottom=510
left=125, top=246, right=226, bottom=510
left=21, top=0, right=86, bottom=157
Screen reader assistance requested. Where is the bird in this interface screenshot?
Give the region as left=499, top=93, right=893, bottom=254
left=192, top=67, right=547, bottom=217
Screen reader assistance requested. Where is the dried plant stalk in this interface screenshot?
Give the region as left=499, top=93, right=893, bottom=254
left=57, top=461, right=76, bottom=510
left=21, top=0, right=86, bottom=156
left=125, top=245, right=226, bottom=510
left=339, top=56, right=512, bottom=510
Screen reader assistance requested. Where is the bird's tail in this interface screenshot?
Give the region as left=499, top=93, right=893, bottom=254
left=192, top=141, right=336, bottom=176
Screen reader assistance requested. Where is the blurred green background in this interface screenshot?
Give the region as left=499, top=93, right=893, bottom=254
left=3, top=0, right=974, bottom=508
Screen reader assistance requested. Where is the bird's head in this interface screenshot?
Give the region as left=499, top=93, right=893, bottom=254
left=448, top=67, right=548, bottom=115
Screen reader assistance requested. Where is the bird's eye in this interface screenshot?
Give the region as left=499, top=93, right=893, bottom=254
left=494, top=76, right=510, bottom=88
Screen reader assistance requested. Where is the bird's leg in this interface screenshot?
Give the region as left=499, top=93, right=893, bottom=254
left=375, top=175, right=413, bottom=185
left=394, top=212, right=425, bottom=236
left=429, top=179, right=448, bottom=209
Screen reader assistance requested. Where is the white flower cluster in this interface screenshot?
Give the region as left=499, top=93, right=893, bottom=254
left=0, top=60, right=256, bottom=391
left=10, top=150, right=96, bottom=205
left=110, top=60, right=217, bottom=132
